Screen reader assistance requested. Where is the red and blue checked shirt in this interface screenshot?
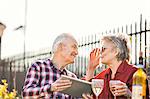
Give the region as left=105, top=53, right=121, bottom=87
left=22, top=59, right=77, bottom=99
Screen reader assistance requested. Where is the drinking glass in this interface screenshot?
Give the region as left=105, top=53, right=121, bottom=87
left=92, top=79, right=104, bottom=99
left=109, top=80, right=121, bottom=99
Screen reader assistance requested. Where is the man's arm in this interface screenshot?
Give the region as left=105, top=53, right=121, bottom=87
left=22, top=63, right=52, bottom=98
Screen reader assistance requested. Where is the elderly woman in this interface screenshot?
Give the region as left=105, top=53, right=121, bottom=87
left=83, top=33, right=149, bottom=99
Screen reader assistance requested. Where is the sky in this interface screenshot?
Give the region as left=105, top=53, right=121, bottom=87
left=0, top=0, right=150, bottom=58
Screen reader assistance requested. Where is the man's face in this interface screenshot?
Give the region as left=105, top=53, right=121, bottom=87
left=61, top=39, right=78, bottom=64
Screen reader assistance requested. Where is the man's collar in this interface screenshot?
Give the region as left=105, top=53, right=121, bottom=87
left=50, top=60, right=67, bottom=74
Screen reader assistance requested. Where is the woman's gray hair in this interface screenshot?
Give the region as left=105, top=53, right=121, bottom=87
left=52, top=33, right=77, bottom=53
left=102, top=33, right=131, bottom=61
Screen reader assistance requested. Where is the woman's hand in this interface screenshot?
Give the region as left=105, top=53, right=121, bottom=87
left=111, top=81, right=131, bottom=98
left=85, top=48, right=101, bottom=81
left=89, top=48, right=101, bottom=70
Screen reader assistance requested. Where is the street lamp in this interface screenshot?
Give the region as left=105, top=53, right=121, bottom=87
left=0, top=22, right=6, bottom=60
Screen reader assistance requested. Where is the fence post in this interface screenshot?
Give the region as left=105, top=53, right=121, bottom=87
left=140, top=14, right=142, bottom=51
left=144, top=19, right=147, bottom=68
left=126, top=25, right=128, bottom=34
left=135, top=22, right=137, bottom=65
left=130, top=24, right=133, bottom=64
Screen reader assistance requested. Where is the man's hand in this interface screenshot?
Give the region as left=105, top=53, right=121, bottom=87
left=51, top=78, right=72, bottom=92
left=82, top=93, right=93, bottom=99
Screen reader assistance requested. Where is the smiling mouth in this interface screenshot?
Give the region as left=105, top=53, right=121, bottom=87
left=72, top=55, right=76, bottom=58
left=71, top=53, right=76, bottom=57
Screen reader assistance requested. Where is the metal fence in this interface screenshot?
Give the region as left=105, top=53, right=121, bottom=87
left=68, top=15, right=150, bottom=78
left=0, top=15, right=149, bottom=95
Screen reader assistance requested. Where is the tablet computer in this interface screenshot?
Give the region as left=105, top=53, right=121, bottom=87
left=59, top=75, right=92, bottom=98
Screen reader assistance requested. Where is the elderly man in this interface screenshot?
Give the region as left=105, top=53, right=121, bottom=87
left=22, top=33, right=78, bottom=98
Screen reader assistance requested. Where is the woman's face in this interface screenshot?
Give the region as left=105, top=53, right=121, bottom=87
left=101, top=40, right=117, bottom=65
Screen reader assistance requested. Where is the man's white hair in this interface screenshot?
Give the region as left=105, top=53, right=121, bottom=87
left=52, top=33, right=77, bottom=53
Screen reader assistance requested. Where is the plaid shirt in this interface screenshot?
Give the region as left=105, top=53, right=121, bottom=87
left=22, top=59, right=77, bottom=99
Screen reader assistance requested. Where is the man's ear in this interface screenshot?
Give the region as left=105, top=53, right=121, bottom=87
left=57, top=43, right=65, bottom=51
